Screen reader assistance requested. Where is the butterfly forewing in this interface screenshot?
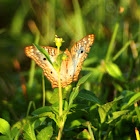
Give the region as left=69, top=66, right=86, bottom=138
left=25, top=46, right=60, bottom=87
left=69, top=34, right=95, bottom=81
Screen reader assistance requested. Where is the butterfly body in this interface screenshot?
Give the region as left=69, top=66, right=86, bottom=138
left=25, top=34, right=95, bottom=88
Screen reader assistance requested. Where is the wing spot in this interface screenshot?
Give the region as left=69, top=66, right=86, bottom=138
left=43, top=58, right=46, bottom=60
left=51, top=71, right=53, bottom=74
left=81, top=50, right=83, bottom=53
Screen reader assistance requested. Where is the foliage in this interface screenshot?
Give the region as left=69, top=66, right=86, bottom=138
left=0, top=0, right=140, bottom=139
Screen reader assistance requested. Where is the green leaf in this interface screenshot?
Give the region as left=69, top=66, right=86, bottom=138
left=69, top=86, right=79, bottom=107
left=32, top=106, right=52, bottom=116
left=98, top=102, right=114, bottom=124
left=32, top=117, right=46, bottom=130
left=49, top=90, right=59, bottom=104
left=51, top=101, right=59, bottom=116
left=98, top=96, right=123, bottom=123
left=33, top=43, right=52, bottom=65
left=128, top=92, right=140, bottom=105
left=76, top=129, right=91, bottom=139
left=72, top=103, right=89, bottom=110
left=11, top=127, right=19, bottom=139
left=51, top=100, right=68, bottom=117
left=77, top=72, right=92, bottom=86
left=121, top=90, right=136, bottom=109
left=12, top=119, right=26, bottom=130
left=107, top=110, right=129, bottom=123
left=0, top=136, right=10, bottom=140
left=69, top=73, right=92, bottom=107
left=78, top=89, right=101, bottom=104
left=34, top=112, right=56, bottom=124
left=37, top=125, right=53, bottom=140
left=11, top=119, right=26, bottom=140
left=69, top=119, right=86, bottom=129
left=63, top=100, right=69, bottom=111
left=0, top=118, right=11, bottom=139
left=121, top=92, right=140, bottom=109
left=12, top=129, right=21, bottom=140
left=105, top=62, right=125, bottom=81
left=23, top=122, right=36, bottom=140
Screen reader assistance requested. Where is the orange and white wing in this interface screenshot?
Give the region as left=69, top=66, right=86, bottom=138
left=25, top=45, right=60, bottom=88
left=68, top=34, right=95, bottom=81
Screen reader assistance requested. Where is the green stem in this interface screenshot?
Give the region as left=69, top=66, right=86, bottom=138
left=87, top=122, right=95, bottom=140
left=58, top=69, right=62, bottom=117
left=42, top=74, right=45, bottom=107
left=57, top=122, right=64, bottom=140
left=57, top=46, right=62, bottom=118
left=105, top=23, right=119, bottom=62
left=57, top=70, right=64, bottom=140
left=26, top=101, right=36, bottom=118
left=112, top=40, right=132, bottom=61
left=55, top=36, right=65, bottom=140
left=57, top=47, right=60, bottom=56
left=28, top=33, right=40, bottom=88
left=57, top=46, right=63, bottom=140
left=99, top=124, right=102, bottom=140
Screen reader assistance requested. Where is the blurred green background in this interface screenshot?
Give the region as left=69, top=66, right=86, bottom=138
left=0, top=0, right=140, bottom=130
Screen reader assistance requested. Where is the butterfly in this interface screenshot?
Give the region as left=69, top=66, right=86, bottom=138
left=25, top=34, right=95, bottom=88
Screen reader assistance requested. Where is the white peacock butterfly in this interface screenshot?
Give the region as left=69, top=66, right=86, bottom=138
left=25, top=34, right=95, bottom=88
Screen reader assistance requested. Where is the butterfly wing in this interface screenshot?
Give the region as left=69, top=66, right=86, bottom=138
left=68, top=34, right=95, bottom=81
left=25, top=45, right=60, bottom=88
